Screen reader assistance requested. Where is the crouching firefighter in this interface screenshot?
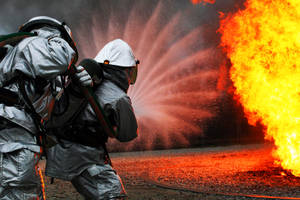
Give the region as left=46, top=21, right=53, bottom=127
left=45, top=39, right=139, bottom=200
left=0, top=16, right=78, bottom=199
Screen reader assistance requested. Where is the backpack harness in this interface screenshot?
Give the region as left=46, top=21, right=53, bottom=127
left=0, top=33, right=115, bottom=165
left=0, top=32, right=47, bottom=149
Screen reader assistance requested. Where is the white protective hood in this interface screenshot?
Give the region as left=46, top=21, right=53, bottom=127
left=94, top=39, right=136, bottom=67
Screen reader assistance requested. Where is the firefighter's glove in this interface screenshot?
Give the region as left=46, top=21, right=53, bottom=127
left=74, top=65, right=93, bottom=87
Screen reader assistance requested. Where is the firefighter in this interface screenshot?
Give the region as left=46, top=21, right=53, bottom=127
left=45, top=39, right=139, bottom=199
left=0, top=16, right=78, bottom=199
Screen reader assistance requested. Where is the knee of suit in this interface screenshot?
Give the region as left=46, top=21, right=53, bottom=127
left=0, top=148, right=41, bottom=187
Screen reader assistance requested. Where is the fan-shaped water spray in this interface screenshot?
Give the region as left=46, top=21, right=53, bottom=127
left=76, top=1, right=226, bottom=151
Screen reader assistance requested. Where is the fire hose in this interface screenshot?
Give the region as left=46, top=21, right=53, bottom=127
left=77, top=86, right=116, bottom=138
left=141, top=176, right=300, bottom=200
left=68, top=61, right=117, bottom=138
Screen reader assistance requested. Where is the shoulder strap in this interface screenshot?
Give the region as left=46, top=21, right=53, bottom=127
left=0, top=32, right=36, bottom=48
left=17, top=76, right=43, bottom=146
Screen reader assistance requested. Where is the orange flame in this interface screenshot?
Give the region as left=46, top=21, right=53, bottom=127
left=219, top=0, right=300, bottom=176
left=190, top=0, right=215, bottom=5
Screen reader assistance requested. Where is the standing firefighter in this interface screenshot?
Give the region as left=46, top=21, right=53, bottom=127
left=0, top=16, right=77, bottom=199
left=45, top=39, right=139, bottom=199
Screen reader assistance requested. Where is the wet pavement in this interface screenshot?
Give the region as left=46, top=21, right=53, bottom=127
left=43, top=143, right=300, bottom=199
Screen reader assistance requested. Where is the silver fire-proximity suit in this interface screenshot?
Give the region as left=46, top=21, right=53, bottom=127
left=45, top=39, right=139, bottom=199
left=0, top=16, right=76, bottom=199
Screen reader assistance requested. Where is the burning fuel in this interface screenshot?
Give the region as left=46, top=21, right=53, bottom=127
left=219, top=0, right=300, bottom=176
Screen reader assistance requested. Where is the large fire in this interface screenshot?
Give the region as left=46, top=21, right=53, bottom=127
left=219, top=0, right=300, bottom=176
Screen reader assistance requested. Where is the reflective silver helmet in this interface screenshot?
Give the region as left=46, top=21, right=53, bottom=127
left=19, top=16, right=78, bottom=62
left=94, top=39, right=139, bottom=84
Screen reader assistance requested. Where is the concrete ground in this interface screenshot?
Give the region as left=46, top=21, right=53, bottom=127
left=43, top=143, right=300, bottom=199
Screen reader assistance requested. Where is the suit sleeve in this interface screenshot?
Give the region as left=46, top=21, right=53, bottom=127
left=16, top=37, right=75, bottom=79
left=113, top=96, right=138, bottom=142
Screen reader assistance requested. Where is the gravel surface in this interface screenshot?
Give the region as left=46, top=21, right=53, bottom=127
left=43, top=143, right=300, bottom=199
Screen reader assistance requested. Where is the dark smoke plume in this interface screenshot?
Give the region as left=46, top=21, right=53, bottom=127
left=0, top=0, right=243, bottom=56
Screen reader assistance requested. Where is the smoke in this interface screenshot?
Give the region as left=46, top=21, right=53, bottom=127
left=0, top=0, right=84, bottom=33
left=0, top=0, right=244, bottom=54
